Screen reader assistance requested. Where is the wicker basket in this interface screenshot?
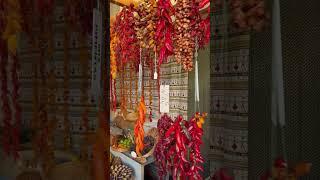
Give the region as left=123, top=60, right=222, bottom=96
left=110, top=135, right=130, bottom=153
left=142, top=128, right=158, bottom=158
left=125, top=112, right=138, bottom=122
left=134, top=128, right=158, bottom=164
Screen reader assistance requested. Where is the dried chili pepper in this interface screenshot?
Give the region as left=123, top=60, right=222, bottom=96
left=113, top=4, right=140, bottom=70
left=155, top=0, right=174, bottom=65
left=134, top=96, right=147, bottom=156
left=155, top=113, right=206, bottom=179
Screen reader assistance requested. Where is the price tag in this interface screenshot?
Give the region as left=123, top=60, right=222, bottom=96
left=153, top=71, right=158, bottom=80
left=160, top=85, right=169, bottom=113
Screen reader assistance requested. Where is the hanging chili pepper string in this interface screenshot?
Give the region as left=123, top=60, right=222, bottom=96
left=11, top=54, right=22, bottom=160
left=0, top=44, right=11, bottom=156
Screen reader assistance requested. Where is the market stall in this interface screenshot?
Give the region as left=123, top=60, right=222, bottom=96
left=109, top=0, right=210, bottom=179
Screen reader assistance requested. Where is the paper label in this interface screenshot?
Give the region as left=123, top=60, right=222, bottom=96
left=160, top=85, right=170, bottom=113
left=154, top=71, right=158, bottom=80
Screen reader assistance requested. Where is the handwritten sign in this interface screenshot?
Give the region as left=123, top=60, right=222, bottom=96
left=160, top=85, right=170, bottom=113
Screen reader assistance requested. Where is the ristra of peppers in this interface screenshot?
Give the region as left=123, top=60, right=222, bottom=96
left=193, top=0, right=211, bottom=49
left=155, top=113, right=206, bottom=180
left=110, top=23, right=117, bottom=80
left=113, top=4, right=140, bottom=69
left=134, top=96, right=147, bottom=156
left=155, top=0, right=174, bottom=65
left=154, top=114, right=174, bottom=179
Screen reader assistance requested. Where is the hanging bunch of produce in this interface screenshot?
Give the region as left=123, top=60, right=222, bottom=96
left=174, top=0, right=199, bottom=71
left=110, top=23, right=118, bottom=80
left=113, top=4, right=140, bottom=70
left=198, top=0, right=211, bottom=48
left=229, top=0, right=270, bottom=32
left=155, top=0, right=174, bottom=65
left=134, top=0, right=157, bottom=50
left=134, top=96, right=147, bottom=156
left=154, top=113, right=206, bottom=179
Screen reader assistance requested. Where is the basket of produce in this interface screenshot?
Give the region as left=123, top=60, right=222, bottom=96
left=111, top=135, right=133, bottom=153
left=125, top=111, right=138, bottom=122
left=142, top=128, right=158, bottom=158
left=113, top=115, right=135, bottom=130
left=130, top=128, right=158, bottom=163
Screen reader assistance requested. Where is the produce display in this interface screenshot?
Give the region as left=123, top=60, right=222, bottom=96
left=112, top=135, right=133, bottom=151
left=113, top=4, right=140, bottom=69
left=155, top=0, right=174, bottom=65
left=130, top=135, right=156, bottom=156
left=174, top=0, right=199, bottom=71
left=110, top=0, right=212, bottom=179
left=111, top=164, right=134, bottom=179
left=134, top=0, right=157, bottom=50
left=154, top=113, right=206, bottom=180
left=118, top=138, right=133, bottom=150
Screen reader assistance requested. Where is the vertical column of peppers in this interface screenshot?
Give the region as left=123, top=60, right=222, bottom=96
left=154, top=113, right=206, bottom=180
left=155, top=0, right=174, bottom=65
left=110, top=24, right=117, bottom=111
left=79, top=34, right=90, bottom=161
